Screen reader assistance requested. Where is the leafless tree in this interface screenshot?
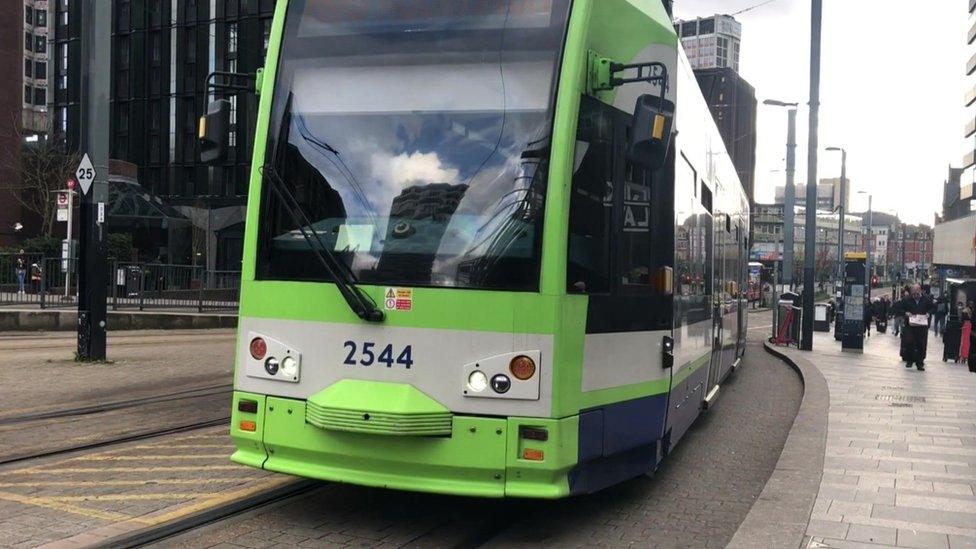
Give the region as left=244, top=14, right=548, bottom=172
left=0, top=123, right=79, bottom=236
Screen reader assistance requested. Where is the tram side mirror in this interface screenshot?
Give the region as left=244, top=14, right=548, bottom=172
left=199, top=99, right=232, bottom=165
left=629, top=94, right=674, bottom=170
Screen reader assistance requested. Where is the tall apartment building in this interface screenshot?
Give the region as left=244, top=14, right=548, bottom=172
left=694, top=68, right=756, bottom=206
left=22, top=0, right=48, bottom=137
left=51, top=0, right=275, bottom=269
left=674, top=14, right=742, bottom=73
left=0, top=0, right=23, bottom=246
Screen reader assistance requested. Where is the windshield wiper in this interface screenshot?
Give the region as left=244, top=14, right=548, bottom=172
left=261, top=164, right=385, bottom=323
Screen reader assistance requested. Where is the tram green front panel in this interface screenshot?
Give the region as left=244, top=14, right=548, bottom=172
left=237, top=395, right=579, bottom=498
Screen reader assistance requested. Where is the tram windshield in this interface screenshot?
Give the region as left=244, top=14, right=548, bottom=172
left=256, top=0, right=570, bottom=290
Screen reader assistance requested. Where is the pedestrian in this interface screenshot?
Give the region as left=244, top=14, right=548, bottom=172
left=893, top=287, right=909, bottom=337
left=961, top=302, right=973, bottom=364
left=14, top=249, right=26, bottom=294
left=897, top=283, right=935, bottom=371
left=934, top=295, right=948, bottom=337
left=969, top=305, right=976, bottom=373
left=863, top=297, right=872, bottom=337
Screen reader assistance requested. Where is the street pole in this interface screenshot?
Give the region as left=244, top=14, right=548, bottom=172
left=784, top=109, right=797, bottom=288
left=801, top=0, right=823, bottom=351
left=837, top=150, right=847, bottom=280
left=64, top=188, right=73, bottom=297
left=77, top=0, right=110, bottom=361
left=867, top=195, right=873, bottom=295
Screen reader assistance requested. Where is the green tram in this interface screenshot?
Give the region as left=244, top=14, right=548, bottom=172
left=209, top=0, right=750, bottom=498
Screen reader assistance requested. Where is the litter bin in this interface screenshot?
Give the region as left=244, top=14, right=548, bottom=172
left=814, top=303, right=830, bottom=332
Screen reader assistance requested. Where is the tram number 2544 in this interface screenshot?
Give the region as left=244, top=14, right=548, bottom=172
left=343, top=341, right=414, bottom=369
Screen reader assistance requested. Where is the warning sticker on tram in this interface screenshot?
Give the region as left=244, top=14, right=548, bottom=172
left=384, top=288, right=413, bottom=311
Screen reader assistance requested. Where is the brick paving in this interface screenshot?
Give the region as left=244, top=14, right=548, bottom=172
left=776, top=327, right=976, bottom=549
left=164, top=333, right=803, bottom=549
left=0, top=428, right=289, bottom=548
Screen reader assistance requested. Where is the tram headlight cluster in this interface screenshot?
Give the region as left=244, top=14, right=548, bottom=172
left=462, top=352, right=541, bottom=400
left=246, top=332, right=302, bottom=384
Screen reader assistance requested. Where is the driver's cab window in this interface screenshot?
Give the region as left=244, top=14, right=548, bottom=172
left=567, top=95, right=668, bottom=296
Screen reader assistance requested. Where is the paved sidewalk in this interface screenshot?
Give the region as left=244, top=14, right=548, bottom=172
left=778, top=328, right=976, bottom=549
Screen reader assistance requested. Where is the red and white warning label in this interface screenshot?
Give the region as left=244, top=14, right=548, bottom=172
left=383, top=287, right=413, bottom=311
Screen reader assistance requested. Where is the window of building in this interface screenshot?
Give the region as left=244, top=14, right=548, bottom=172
left=681, top=21, right=698, bottom=37
left=699, top=18, right=715, bottom=34
left=35, top=35, right=46, bottom=54
left=34, top=61, right=46, bottom=79
left=36, top=9, right=46, bottom=27
left=25, top=31, right=33, bottom=52
left=227, top=22, right=238, bottom=54
left=25, top=6, right=33, bottom=25
left=24, top=85, right=32, bottom=103
left=35, top=87, right=46, bottom=106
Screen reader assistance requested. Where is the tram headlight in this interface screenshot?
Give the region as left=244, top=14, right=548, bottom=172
left=467, top=370, right=489, bottom=393
left=490, top=374, right=511, bottom=394
left=264, top=357, right=280, bottom=376
left=280, top=356, right=298, bottom=378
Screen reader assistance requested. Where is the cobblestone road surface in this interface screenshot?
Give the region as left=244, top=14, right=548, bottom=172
left=163, top=327, right=802, bottom=549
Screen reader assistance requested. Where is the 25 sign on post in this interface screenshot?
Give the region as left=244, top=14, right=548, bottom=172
left=75, top=153, right=97, bottom=195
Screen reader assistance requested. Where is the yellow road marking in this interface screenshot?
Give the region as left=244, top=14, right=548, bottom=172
left=0, top=477, right=263, bottom=488
left=17, top=465, right=244, bottom=474
left=49, top=493, right=211, bottom=502
left=129, top=443, right=230, bottom=450
left=136, top=477, right=297, bottom=526
left=68, top=454, right=229, bottom=462
left=0, top=490, right=132, bottom=522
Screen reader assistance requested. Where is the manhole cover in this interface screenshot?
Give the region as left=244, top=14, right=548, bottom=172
left=876, top=395, right=926, bottom=402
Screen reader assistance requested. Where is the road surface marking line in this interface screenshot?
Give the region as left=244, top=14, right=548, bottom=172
left=67, top=454, right=229, bottom=462
left=129, top=444, right=230, bottom=450
left=48, top=493, right=213, bottom=502
left=135, top=477, right=297, bottom=526
left=0, top=477, right=263, bottom=488
left=0, top=490, right=131, bottom=522
left=17, top=465, right=244, bottom=474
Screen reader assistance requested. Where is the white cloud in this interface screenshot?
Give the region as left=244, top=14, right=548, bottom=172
left=371, top=151, right=460, bottom=188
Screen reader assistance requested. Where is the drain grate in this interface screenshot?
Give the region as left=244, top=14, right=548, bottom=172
left=880, top=386, right=904, bottom=390
left=876, top=394, right=926, bottom=403
left=889, top=403, right=913, bottom=408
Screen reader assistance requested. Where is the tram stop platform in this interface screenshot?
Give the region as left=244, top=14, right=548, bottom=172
left=736, top=327, right=976, bottom=549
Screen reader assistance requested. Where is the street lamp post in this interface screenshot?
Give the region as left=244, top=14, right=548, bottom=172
left=858, top=191, right=873, bottom=297
left=763, top=99, right=799, bottom=290
left=826, top=147, right=847, bottom=282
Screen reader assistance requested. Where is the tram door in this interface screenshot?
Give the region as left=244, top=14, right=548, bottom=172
left=706, top=214, right=725, bottom=403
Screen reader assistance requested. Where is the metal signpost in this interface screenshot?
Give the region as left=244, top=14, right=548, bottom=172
left=61, top=181, right=76, bottom=298
left=77, top=0, right=110, bottom=362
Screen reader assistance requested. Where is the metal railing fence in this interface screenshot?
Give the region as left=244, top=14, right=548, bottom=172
left=0, top=253, right=239, bottom=312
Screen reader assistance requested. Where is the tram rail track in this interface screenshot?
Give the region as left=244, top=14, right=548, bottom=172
left=0, top=383, right=233, bottom=425
left=0, top=416, right=231, bottom=467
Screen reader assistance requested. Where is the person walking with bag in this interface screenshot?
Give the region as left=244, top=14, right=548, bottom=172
left=898, top=283, right=935, bottom=371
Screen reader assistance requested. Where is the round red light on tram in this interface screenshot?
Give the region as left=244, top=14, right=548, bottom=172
left=509, top=355, right=536, bottom=381
left=249, top=337, right=267, bottom=360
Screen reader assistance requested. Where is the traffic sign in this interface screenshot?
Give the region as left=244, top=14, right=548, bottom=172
left=75, top=154, right=96, bottom=195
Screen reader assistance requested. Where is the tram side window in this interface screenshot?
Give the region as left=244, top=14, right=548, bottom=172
left=567, top=96, right=613, bottom=294
left=619, top=161, right=653, bottom=291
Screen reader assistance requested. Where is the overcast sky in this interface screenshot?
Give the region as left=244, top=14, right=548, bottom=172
left=672, top=0, right=968, bottom=226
